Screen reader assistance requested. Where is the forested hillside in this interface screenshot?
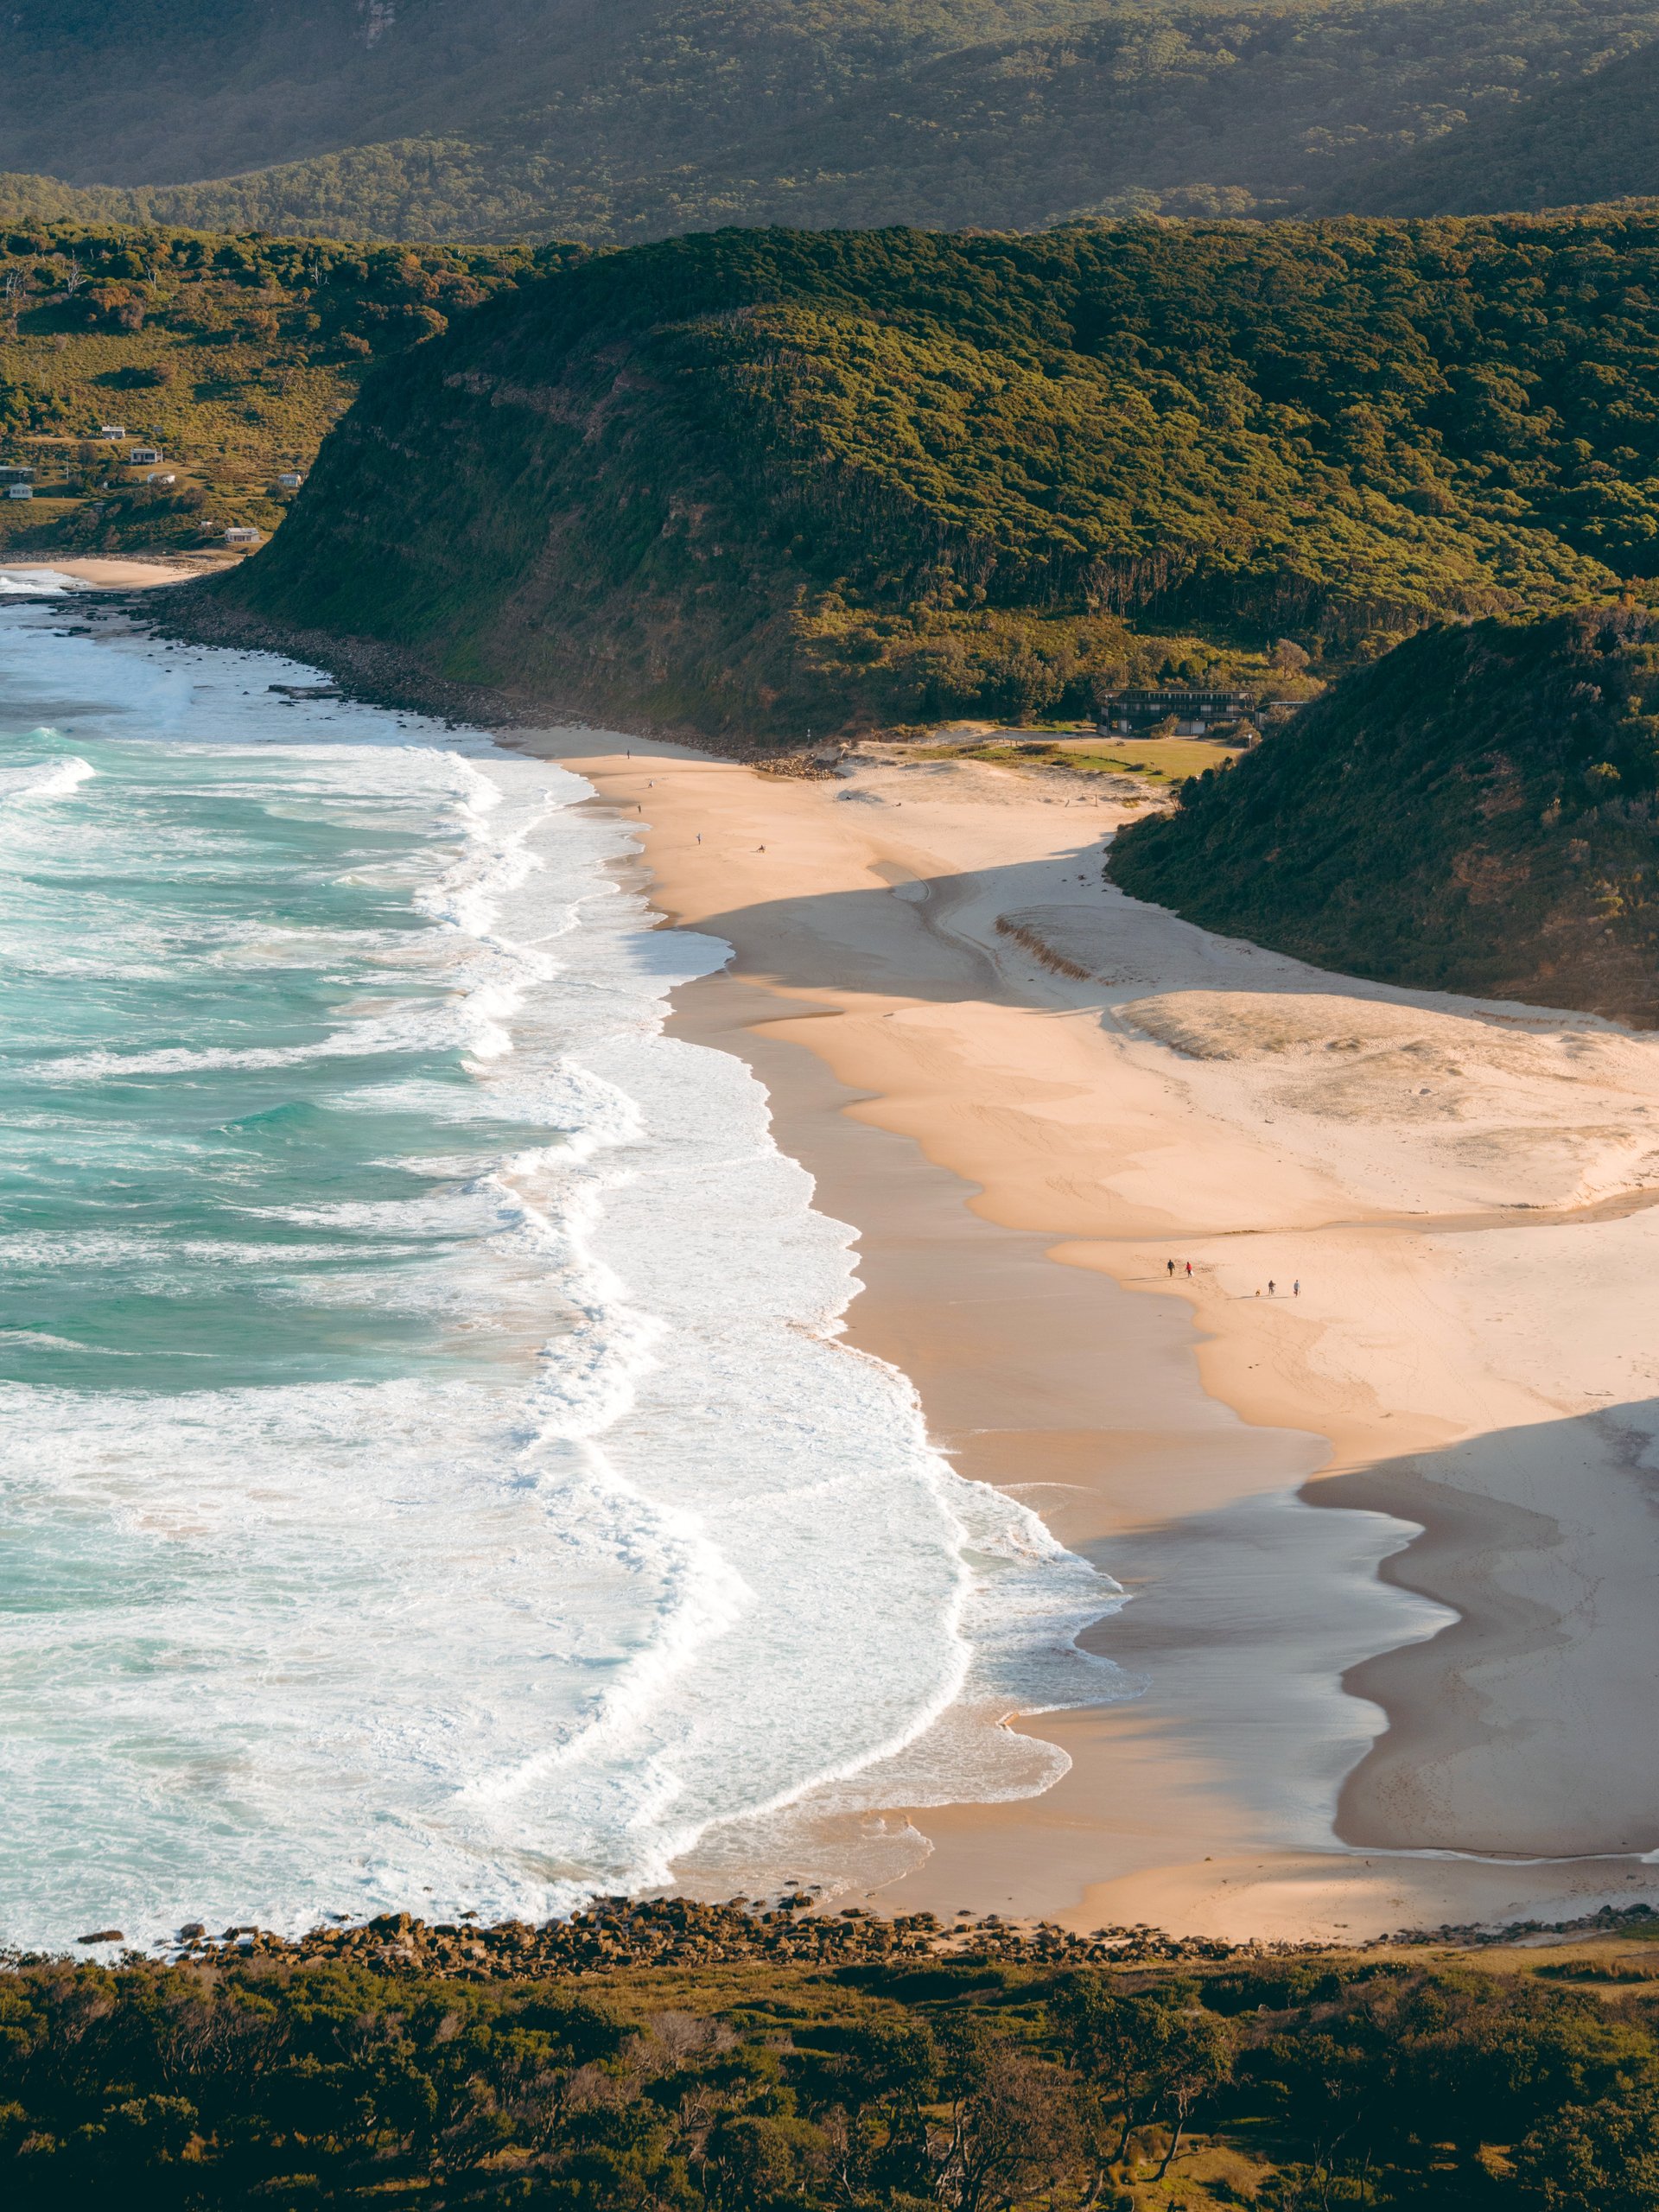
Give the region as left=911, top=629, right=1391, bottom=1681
left=202, top=213, right=1659, bottom=740
left=1109, top=607, right=1659, bottom=1024
left=0, top=225, right=577, bottom=556
left=6, top=1915, right=1659, bottom=2209
left=8, top=0, right=1659, bottom=242
left=1329, top=33, right=1659, bottom=214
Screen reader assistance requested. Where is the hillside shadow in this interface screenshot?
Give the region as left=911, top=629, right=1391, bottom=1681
left=666, top=844, right=1147, bottom=1007
left=668, top=842, right=1610, bottom=1038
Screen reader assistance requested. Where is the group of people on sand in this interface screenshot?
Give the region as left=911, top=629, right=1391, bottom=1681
left=1166, top=1258, right=1300, bottom=1297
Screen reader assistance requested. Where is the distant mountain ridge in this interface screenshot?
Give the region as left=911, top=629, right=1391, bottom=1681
left=1324, top=35, right=1659, bottom=214
left=10, top=0, right=1659, bottom=241
left=0, top=0, right=573, bottom=184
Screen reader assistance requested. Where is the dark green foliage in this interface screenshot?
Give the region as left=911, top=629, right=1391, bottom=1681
left=216, top=212, right=1659, bottom=741
left=8, top=0, right=1659, bottom=244
left=0, top=1957, right=633, bottom=2208
left=3, top=1949, right=1659, bottom=2207
left=1109, top=604, right=1659, bottom=1022
left=1516, top=2080, right=1659, bottom=2209
left=1054, top=1978, right=1233, bottom=2164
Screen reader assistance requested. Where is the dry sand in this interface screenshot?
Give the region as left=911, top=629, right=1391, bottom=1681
left=497, top=728, right=1659, bottom=1942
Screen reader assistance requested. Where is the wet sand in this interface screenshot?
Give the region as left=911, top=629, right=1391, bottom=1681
left=492, top=726, right=1659, bottom=1938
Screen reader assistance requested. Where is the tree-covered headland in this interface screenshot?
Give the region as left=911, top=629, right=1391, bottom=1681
left=207, top=212, right=1659, bottom=740
left=1109, top=605, right=1659, bottom=1025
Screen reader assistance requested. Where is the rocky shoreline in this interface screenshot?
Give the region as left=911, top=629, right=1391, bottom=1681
left=131, top=579, right=799, bottom=766
left=34, top=1892, right=1659, bottom=1981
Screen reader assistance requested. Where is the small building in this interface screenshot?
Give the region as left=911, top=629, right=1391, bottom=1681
left=128, top=446, right=162, bottom=466
left=143, top=470, right=176, bottom=486
left=6, top=483, right=32, bottom=499
left=0, top=466, right=34, bottom=485
left=96, top=423, right=127, bottom=440
left=223, top=526, right=261, bottom=545
left=1097, top=687, right=1260, bottom=736
left=276, top=472, right=303, bottom=489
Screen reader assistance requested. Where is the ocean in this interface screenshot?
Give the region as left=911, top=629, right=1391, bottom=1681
left=0, top=576, right=1116, bottom=1950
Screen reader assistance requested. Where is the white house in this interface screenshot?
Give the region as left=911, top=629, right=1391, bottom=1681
left=276, top=472, right=303, bottom=489
left=128, top=446, right=162, bottom=466
left=97, top=423, right=127, bottom=439
left=6, top=483, right=32, bottom=499
left=223, top=526, right=261, bottom=545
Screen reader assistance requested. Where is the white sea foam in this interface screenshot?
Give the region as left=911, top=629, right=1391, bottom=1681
left=0, top=609, right=1127, bottom=1948
left=0, top=753, right=94, bottom=803
left=0, top=569, right=72, bottom=595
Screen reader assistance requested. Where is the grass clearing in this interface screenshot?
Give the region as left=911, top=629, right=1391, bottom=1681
left=917, top=734, right=1249, bottom=782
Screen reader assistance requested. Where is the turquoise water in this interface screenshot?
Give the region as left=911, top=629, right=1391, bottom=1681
left=0, top=592, right=1115, bottom=1950
left=2, top=725, right=557, bottom=1393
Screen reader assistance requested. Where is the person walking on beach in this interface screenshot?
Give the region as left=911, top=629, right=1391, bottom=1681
left=1294, top=1279, right=1300, bottom=1297
left=1185, top=1262, right=1192, bottom=1276
left=1167, top=1259, right=1175, bottom=1276
left=1268, top=1280, right=1275, bottom=1296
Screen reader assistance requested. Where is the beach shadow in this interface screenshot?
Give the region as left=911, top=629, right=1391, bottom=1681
left=676, top=844, right=1597, bottom=1043
left=676, top=848, right=1104, bottom=1007
left=1307, top=1402, right=1659, bottom=1859
left=1058, top=1400, right=1659, bottom=1866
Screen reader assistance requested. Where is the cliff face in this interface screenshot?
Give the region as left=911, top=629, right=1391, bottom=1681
left=1109, top=607, right=1659, bottom=1026
left=209, top=217, right=1659, bottom=743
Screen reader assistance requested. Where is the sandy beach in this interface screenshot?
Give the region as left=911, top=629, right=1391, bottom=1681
left=505, top=725, right=1659, bottom=1942
left=36, top=544, right=1659, bottom=1941
left=0, top=555, right=220, bottom=589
